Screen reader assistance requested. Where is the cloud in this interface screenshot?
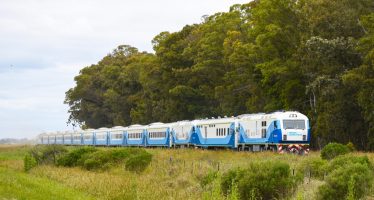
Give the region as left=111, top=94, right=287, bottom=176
left=0, top=0, right=249, bottom=139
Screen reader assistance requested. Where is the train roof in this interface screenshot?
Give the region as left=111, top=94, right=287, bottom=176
left=193, top=116, right=236, bottom=125
left=127, top=124, right=146, bottom=130
left=237, top=111, right=307, bottom=120
left=170, top=120, right=192, bottom=126
left=96, top=127, right=110, bottom=132
left=110, top=126, right=127, bottom=131
left=147, top=122, right=173, bottom=129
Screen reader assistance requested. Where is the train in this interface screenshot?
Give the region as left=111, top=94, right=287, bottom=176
left=38, top=111, right=310, bottom=154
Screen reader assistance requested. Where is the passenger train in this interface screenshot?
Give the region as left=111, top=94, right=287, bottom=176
left=38, top=111, right=310, bottom=154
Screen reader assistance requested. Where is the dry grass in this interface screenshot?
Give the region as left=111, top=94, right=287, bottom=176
left=30, top=148, right=320, bottom=199
left=0, top=145, right=373, bottom=200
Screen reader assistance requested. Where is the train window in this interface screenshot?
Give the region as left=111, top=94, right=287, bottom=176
left=262, top=121, right=266, bottom=127
left=96, top=134, right=106, bottom=140
left=261, top=129, right=266, bottom=138
left=216, top=129, right=218, bottom=136
left=227, top=128, right=230, bottom=135
left=283, top=120, right=305, bottom=129
left=274, top=121, right=278, bottom=129
left=224, top=128, right=226, bottom=136
left=113, top=133, right=122, bottom=139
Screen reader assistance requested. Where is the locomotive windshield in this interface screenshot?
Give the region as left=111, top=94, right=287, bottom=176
left=283, top=120, right=305, bottom=130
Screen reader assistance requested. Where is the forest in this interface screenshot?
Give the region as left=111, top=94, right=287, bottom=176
left=65, top=0, right=374, bottom=150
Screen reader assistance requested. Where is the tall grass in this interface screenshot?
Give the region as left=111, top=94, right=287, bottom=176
left=1, top=145, right=374, bottom=200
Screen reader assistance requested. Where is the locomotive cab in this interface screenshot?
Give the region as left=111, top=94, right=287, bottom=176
left=280, top=112, right=309, bottom=143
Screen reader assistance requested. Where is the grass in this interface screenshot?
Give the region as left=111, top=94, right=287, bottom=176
left=0, top=167, right=93, bottom=200
left=0, top=145, right=93, bottom=200
left=0, top=145, right=373, bottom=200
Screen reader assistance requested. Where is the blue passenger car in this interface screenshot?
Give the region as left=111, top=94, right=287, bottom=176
left=146, top=123, right=172, bottom=147
left=82, top=129, right=95, bottom=146
left=108, top=126, right=126, bottom=146
left=72, top=132, right=82, bottom=145
left=55, top=132, right=64, bottom=144
left=48, top=134, right=56, bottom=144
left=41, top=134, right=49, bottom=145
left=126, top=125, right=145, bottom=146
left=63, top=131, right=73, bottom=145
left=191, top=117, right=236, bottom=148
left=170, top=121, right=194, bottom=147
left=95, top=127, right=109, bottom=146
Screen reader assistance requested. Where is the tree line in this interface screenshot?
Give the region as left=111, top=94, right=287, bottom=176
left=65, top=0, right=374, bottom=150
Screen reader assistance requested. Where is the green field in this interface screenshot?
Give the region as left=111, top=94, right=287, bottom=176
left=0, top=145, right=373, bottom=200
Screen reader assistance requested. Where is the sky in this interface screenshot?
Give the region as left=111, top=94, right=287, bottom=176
left=0, top=0, right=249, bottom=139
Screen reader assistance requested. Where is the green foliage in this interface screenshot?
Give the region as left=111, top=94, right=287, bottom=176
left=200, top=170, right=219, bottom=188
left=23, top=153, right=37, bottom=172
left=321, top=143, right=350, bottom=160
left=29, top=145, right=68, bottom=165
left=221, top=161, right=302, bottom=200
left=125, top=150, right=153, bottom=173
left=346, top=142, right=356, bottom=152
left=325, top=154, right=372, bottom=173
left=57, top=147, right=97, bottom=167
left=298, top=157, right=328, bottom=180
left=317, top=155, right=373, bottom=200
left=58, top=147, right=151, bottom=172
left=64, top=0, right=374, bottom=150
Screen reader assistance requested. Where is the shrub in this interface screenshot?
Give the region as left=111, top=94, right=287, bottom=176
left=57, top=147, right=151, bottom=171
left=29, top=145, right=68, bottom=165
left=125, top=151, right=152, bottom=173
left=24, top=153, right=37, bottom=172
left=57, top=147, right=97, bottom=167
left=83, top=158, right=101, bottom=170
left=325, top=155, right=372, bottom=173
left=298, top=157, right=328, bottom=180
left=321, top=142, right=350, bottom=160
left=221, top=161, right=302, bottom=200
left=318, top=162, right=373, bottom=200
left=81, top=150, right=115, bottom=170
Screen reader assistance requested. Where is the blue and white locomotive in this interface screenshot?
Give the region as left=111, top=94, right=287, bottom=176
left=38, top=111, right=310, bottom=154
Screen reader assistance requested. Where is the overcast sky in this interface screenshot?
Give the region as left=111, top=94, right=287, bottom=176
left=0, top=0, right=249, bottom=139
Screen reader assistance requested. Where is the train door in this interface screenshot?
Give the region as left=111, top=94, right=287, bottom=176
left=169, top=128, right=173, bottom=148
left=204, top=126, right=207, bottom=144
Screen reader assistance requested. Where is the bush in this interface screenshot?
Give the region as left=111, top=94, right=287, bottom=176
left=83, top=158, right=102, bottom=170
left=325, top=154, right=372, bottom=173
left=298, top=157, right=328, bottom=180
left=57, top=147, right=151, bottom=171
left=29, top=145, right=68, bottom=165
left=318, top=161, right=373, bottom=200
left=57, top=147, right=97, bottom=167
left=24, top=153, right=37, bottom=172
left=321, top=142, right=350, bottom=160
left=125, top=151, right=153, bottom=173
left=221, top=161, right=302, bottom=200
